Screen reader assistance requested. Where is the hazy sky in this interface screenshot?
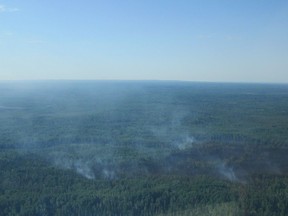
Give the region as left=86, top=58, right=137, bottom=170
left=0, top=0, right=288, bottom=82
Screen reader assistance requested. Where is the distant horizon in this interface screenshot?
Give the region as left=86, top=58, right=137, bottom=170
left=0, top=79, right=287, bottom=85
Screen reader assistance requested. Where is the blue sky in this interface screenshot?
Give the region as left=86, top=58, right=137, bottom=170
left=0, top=0, right=288, bottom=82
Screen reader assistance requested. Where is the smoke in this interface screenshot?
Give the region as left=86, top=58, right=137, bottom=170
left=46, top=149, right=119, bottom=180
left=3, top=81, right=281, bottom=183
left=74, top=160, right=95, bottom=180
left=175, top=136, right=195, bottom=150
left=51, top=105, right=200, bottom=180
left=150, top=108, right=196, bottom=151
left=216, top=162, right=237, bottom=181
left=52, top=156, right=95, bottom=179
left=51, top=156, right=119, bottom=180
left=102, top=169, right=116, bottom=180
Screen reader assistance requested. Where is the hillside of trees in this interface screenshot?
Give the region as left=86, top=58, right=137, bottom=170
left=1, top=81, right=288, bottom=215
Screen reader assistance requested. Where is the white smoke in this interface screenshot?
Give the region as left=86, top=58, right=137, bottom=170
left=74, top=160, right=95, bottom=179
left=176, top=136, right=195, bottom=150
left=216, top=162, right=237, bottom=182
left=102, top=169, right=116, bottom=180
left=52, top=156, right=95, bottom=179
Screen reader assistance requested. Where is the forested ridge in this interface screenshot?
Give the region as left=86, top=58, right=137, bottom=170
left=1, top=81, right=288, bottom=215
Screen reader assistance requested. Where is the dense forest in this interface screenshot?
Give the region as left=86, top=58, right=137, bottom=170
left=1, top=81, right=288, bottom=215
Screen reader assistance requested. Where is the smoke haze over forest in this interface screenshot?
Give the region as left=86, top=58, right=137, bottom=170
left=1, top=81, right=288, bottom=182
left=1, top=81, right=288, bottom=215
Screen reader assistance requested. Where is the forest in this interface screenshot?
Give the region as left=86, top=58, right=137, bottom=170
left=0, top=81, right=288, bottom=215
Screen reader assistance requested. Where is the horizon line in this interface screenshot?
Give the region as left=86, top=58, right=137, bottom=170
left=0, top=79, right=287, bottom=85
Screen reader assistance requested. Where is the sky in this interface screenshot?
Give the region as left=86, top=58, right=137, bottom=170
left=0, top=0, right=288, bottom=83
